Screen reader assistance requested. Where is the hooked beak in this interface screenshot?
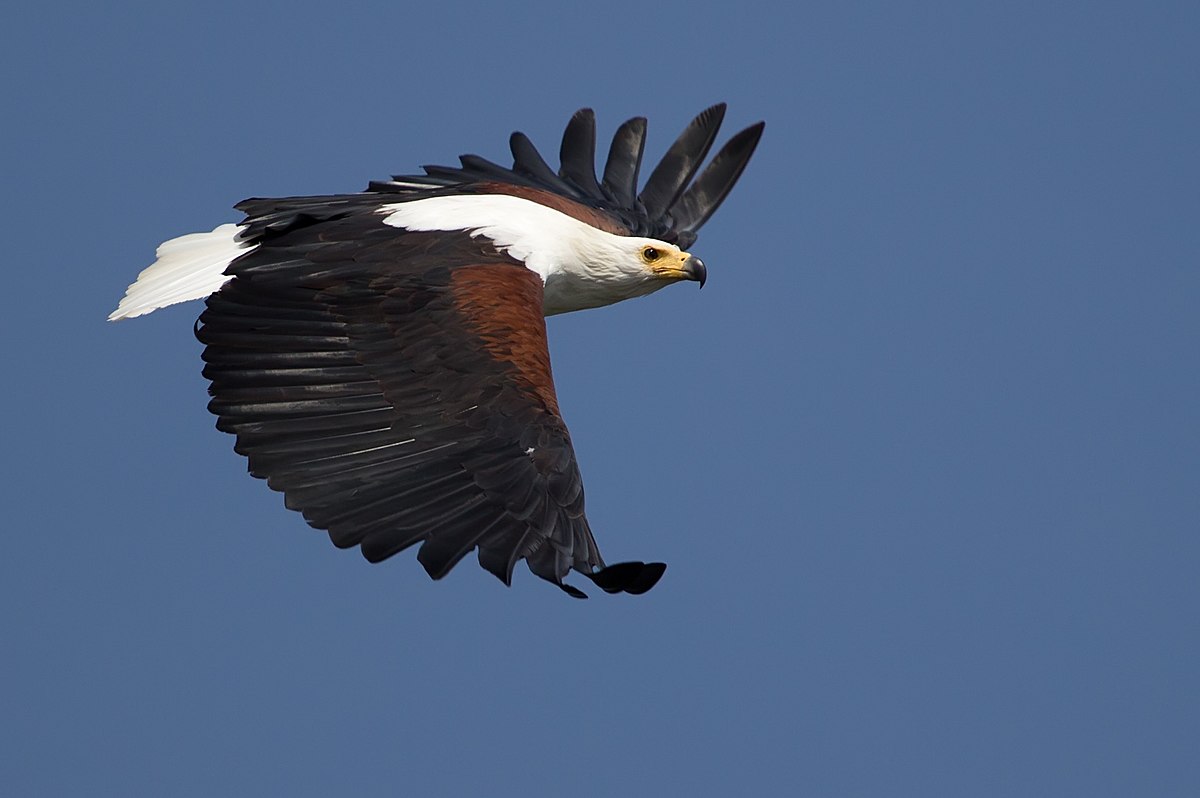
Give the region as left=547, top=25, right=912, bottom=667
left=682, top=255, right=707, bottom=288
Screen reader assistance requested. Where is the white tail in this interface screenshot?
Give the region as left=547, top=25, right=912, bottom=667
left=109, top=223, right=257, bottom=321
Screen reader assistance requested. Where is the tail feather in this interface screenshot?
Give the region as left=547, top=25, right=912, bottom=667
left=109, top=223, right=254, bottom=320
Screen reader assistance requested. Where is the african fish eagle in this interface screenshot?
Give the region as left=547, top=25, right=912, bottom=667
left=111, top=104, right=763, bottom=598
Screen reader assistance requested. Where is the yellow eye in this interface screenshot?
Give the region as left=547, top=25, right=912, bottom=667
left=642, top=247, right=660, bottom=262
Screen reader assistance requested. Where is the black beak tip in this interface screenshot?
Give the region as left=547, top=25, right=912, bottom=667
left=685, top=256, right=707, bottom=288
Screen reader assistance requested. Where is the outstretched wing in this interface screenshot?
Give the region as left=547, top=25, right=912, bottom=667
left=196, top=217, right=663, bottom=597
left=368, top=103, right=765, bottom=249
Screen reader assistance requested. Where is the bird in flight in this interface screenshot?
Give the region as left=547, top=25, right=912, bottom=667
left=111, top=104, right=763, bottom=598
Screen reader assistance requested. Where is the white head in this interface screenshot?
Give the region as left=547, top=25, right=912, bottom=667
left=547, top=230, right=705, bottom=315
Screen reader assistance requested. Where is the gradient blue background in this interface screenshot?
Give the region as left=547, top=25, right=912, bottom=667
left=4, top=2, right=1197, bottom=795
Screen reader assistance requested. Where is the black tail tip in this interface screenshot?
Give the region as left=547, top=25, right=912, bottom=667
left=585, top=561, right=667, bottom=595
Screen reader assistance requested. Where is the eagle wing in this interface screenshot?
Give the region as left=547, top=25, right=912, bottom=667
left=368, top=103, right=765, bottom=249
left=197, top=215, right=663, bottom=597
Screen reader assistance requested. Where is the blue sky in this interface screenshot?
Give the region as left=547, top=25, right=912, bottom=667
left=3, top=1, right=1197, bottom=795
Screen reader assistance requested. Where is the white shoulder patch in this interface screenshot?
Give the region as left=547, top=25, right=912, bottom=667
left=109, top=223, right=257, bottom=321
left=379, top=194, right=599, bottom=281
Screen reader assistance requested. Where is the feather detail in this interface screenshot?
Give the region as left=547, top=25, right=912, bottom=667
left=109, top=224, right=255, bottom=320
left=558, top=108, right=603, bottom=199
left=670, top=121, right=766, bottom=248
left=601, top=116, right=647, bottom=209
left=639, top=103, right=726, bottom=221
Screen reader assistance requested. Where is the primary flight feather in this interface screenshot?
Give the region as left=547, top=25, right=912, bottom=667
left=111, top=104, right=763, bottom=598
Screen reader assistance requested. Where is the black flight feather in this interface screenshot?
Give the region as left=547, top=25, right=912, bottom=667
left=510, top=132, right=581, bottom=198
left=638, top=103, right=726, bottom=221
left=600, top=116, right=647, bottom=209
left=666, top=120, right=766, bottom=248
left=558, top=108, right=603, bottom=199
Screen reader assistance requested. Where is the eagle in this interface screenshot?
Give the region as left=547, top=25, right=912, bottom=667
left=111, top=104, right=763, bottom=598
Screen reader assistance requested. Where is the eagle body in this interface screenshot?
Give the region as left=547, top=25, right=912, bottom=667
left=112, top=105, right=763, bottom=598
